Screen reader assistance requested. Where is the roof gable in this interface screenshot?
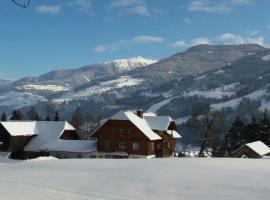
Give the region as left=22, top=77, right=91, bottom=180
left=144, top=116, right=172, bottom=131
left=24, top=121, right=75, bottom=152
left=246, top=141, right=270, bottom=156
left=1, top=121, right=37, bottom=136
left=93, top=110, right=161, bottom=140
left=234, top=141, right=270, bottom=157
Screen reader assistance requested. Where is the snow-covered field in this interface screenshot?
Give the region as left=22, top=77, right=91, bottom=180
left=0, top=158, right=269, bottom=200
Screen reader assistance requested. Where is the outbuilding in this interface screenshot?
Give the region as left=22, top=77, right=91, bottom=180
left=232, top=141, right=270, bottom=158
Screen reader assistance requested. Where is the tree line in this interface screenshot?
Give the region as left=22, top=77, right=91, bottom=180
left=0, top=106, right=98, bottom=134
left=189, top=105, right=270, bottom=157
left=220, top=113, right=270, bottom=156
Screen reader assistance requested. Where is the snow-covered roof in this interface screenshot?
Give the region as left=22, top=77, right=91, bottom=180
left=1, top=121, right=37, bottom=136
left=166, top=130, right=182, bottom=139
left=144, top=116, right=173, bottom=130
left=40, top=140, right=96, bottom=153
left=245, top=141, right=270, bottom=156
left=110, top=110, right=161, bottom=140
left=23, top=121, right=75, bottom=152
left=93, top=110, right=182, bottom=141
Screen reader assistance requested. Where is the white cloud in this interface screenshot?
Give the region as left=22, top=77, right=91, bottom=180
left=171, top=40, right=188, bottom=48
left=35, top=5, right=62, bottom=15
left=216, top=33, right=245, bottom=44
left=216, top=32, right=265, bottom=46
left=108, top=0, right=150, bottom=16
left=92, top=35, right=163, bottom=53
left=183, top=18, right=192, bottom=25
left=0, top=73, right=10, bottom=80
left=188, top=0, right=253, bottom=14
left=191, top=37, right=210, bottom=46
left=172, top=32, right=266, bottom=49
left=188, top=0, right=230, bottom=14
left=231, top=0, right=252, bottom=5
left=131, top=36, right=163, bottom=44
left=69, top=0, right=92, bottom=14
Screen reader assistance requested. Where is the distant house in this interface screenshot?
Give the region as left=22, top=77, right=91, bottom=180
left=232, top=141, right=270, bottom=158
left=91, top=110, right=181, bottom=158
left=0, top=121, right=96, bottom=159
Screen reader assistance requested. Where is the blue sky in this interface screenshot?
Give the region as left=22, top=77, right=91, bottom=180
left=1, top=0, right=270, bottom=79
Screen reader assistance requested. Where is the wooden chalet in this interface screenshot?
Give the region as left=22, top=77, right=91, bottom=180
left=0, top=121, right=96, bottom=159
left=91, top=110, right=181, bottom=158
left=232, top=141, right=270, bottom=158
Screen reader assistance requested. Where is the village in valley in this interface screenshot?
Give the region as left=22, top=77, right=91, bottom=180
left=1, top=108, right=270, bottom=160
left=1, top=1, right=270, bottom=200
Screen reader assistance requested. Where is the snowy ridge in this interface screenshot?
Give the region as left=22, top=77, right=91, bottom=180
left=103, top=56, right=157, bottom=72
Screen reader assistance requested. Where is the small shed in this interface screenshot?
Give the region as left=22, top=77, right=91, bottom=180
left=232, top=141, right=270, bottom=158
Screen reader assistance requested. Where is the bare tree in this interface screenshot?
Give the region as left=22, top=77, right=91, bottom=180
left=11, top=0, right=31, bottom=8
left=192, top=105, right=224, bottom=157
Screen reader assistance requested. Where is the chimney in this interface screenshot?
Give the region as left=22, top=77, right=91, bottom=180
left=136, top=110, right=144, bottom=118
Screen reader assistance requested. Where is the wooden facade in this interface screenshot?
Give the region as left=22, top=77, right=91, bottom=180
left=92, top=120, right=155, bottom=156
left=92, top=119, right=178, bottom=158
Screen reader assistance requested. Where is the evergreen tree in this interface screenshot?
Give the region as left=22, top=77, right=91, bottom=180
left=70, top=107, right=84, bottom=130
left=10, top=110, right=22, bottom=120
left=54, top=111, right=60, bottom=121
left=223, top=116, right=245, bottom=156
left=244, top=116, right=260, bottom=143
left=27, top=106, right=40, bottom=120
left=0, top=112, right=7, bottom=121
left=259, top=111, right=270, bottom=145
left=45, top=114, right=51, bottom=121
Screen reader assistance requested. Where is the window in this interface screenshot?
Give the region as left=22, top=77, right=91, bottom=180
left=164, top=142, right=171, bottom=149
left=127, top=129, right=132, bottom=135
left=157, top=143, right=162, bottom=150
left=111, top=128, right=117, bottom=134
left=133, top=142, right=140, bottom=150
left=119, top=142, right=125, bottom=150
left=151, top=142, right=155, bottom=151
left=119, top=129, right=125, bottom=134
left=105, top=141, right=112, bottom=149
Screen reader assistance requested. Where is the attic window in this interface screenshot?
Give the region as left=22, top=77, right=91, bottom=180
left=127, top=129, right=132, bottom=135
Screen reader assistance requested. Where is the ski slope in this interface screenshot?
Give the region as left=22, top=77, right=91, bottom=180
left=0, top=158, right=270, bottom=200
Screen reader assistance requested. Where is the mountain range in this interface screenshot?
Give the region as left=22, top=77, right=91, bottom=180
left=1, top=44, right=270, bottom=146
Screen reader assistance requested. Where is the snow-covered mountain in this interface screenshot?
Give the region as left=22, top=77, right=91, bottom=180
left=8, top=56, right=157, bottom=89
left=103, top=56, right=157, bottom=72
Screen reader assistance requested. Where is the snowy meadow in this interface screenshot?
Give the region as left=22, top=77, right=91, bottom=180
left=0, top=158, right=270, bottom=200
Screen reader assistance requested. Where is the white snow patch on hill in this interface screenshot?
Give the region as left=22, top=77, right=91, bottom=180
left=214, top=70, right=225, bottom=74
left=0, top=91, right=45, bottom=108
left=0, top=159, right=270, bottom=200
left=175, top=117, right=190, bottom=125
left=262, top=54, right=270, bottom=61
left=211, top=89, right=266, bottom=110
left=20, top=84, right=69, bottom=92
left=147, top=95, right=180, bottom=113
left=185, top=83, right=239, bottom=99
left=55, top=76, right=143, bottom=102
left=195, top=74, right=208, bottom=80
